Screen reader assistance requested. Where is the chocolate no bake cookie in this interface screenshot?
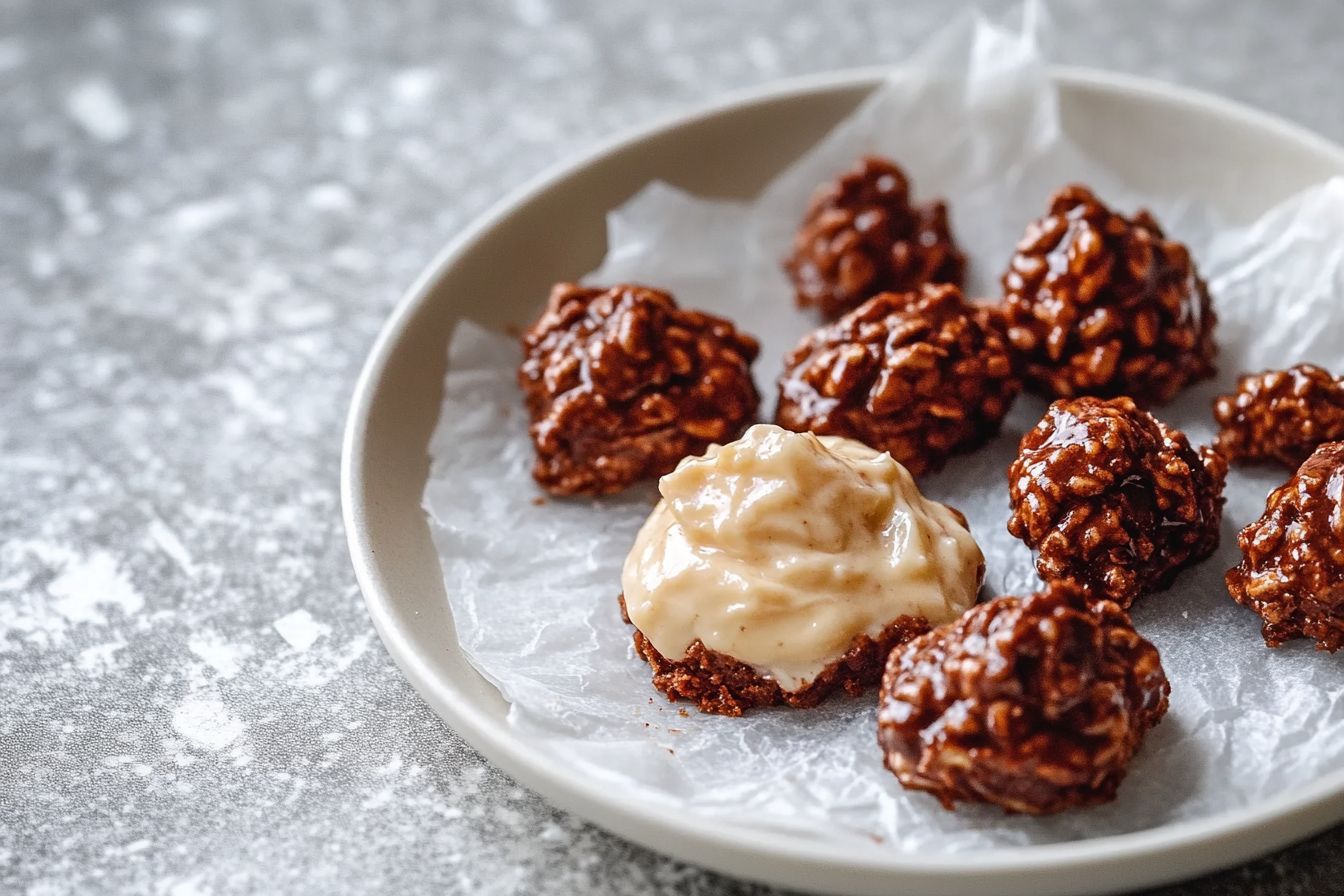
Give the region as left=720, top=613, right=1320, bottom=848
left=1227, top=441, right=1344, bottom=651
left=621, top=594, right=930, bottom=717
left=619, top=425, right=985, bottom=716
left=998, top=185, right=1216, bottom=405
left=878, top=582, right=1169, bottom=814
left=775, top=284, right=1020, bottom=476
left=518, top=283, right=760, bottom=495
left=1007, top=396, right=1226, bottom=608
left=784, top=155, right=965, bottom=319
left=1213, top=364, right=1344, bottom=469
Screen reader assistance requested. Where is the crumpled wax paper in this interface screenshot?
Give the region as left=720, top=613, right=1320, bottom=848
left=422, top=8, right=1344, bottom=850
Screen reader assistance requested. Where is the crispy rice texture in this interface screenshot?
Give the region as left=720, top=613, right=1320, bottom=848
left=619, top=593, right=932, bottom=717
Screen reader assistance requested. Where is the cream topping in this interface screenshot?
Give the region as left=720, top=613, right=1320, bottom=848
left=621, top=424, right=984, bottom=692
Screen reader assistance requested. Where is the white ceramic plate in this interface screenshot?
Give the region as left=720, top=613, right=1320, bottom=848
left=342, top=66, right=1344, bottom=896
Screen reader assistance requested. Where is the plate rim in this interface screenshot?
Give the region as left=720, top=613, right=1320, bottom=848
left=342, top=64, right=1344, bottom=895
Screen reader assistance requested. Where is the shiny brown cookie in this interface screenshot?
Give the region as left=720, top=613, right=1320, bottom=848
left=998, top=184, right=1216, bottom=405
left=775, top=284, right=1019, bottom=476
left=1007, top=396, right=1226, bottom=607
left=1213, top=364, right=1344, bottom=469
left=1227, top=441, right=1344, bottom=651
left=519, top=283, right=760, bottom=495
left=878, top=583, right=1170, bottom=814
left=784, top=155, right=965, bottom=319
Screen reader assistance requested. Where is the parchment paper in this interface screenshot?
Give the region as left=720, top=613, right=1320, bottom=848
left=423, top=8, right=1344, bottom=850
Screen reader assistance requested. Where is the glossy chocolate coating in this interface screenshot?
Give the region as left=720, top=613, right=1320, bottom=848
left=1227, top=441, right=1344, bottom=651
left=878, top=583, right=1170, bottom=814
left=784, top=155, right=965, bottom=319
left=1007, top=396, right=1226, bottom=607
left=775, top=283, right=1019, bottom=476
left=519, top=283, right=760, bottom=495
left=997, top=184, right=1216, bottom=405
left=1214, top=364, right=1344, bottom=469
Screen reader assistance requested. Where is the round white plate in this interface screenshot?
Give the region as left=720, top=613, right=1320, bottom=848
left=342, top=66, right=1344, bottom=896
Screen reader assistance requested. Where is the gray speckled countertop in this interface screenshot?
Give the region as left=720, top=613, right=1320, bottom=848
left=5, top=1, right=1344, bottom=893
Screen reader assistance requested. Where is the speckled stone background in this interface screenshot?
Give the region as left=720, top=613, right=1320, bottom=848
left=5, top=1, right=1344, bottom=893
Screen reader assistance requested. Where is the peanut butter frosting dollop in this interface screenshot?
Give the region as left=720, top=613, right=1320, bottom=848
left=621, top=423, right=984, bottom=691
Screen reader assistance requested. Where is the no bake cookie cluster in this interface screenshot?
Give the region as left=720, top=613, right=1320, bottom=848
left=999, top=185, right=1217, bottom=404
left=783, top=155, right=965, bottom=319
left=506, top=149, right=1344, bottom=816
left=519, top=282, right=759, bottom=496
left=1213, top=363, right=1344, bottom=469
left=879, top=582, right=1169, bottom=815
left=775, top=283, right=1019, bottom=476
left=1007, top=396, right=1226, bottom=609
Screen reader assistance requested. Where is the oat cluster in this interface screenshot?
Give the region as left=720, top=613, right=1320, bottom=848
left=878, top=583, right=1170, bottom=814
left=620, top=592, right=931, bottom=718
left=784, top=156, right=965, bottom=320
left=775, top=284, right=1020, bottom=476
left=999, top=185, right=1216, bottom=405
left=1213, top=363, right=1344, bottom=469
left=1007, top=396, right=1226, bottom=608
left=1227, top=441, right=1344, bottom=652
left=518, top=283, right=759, bottom=495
